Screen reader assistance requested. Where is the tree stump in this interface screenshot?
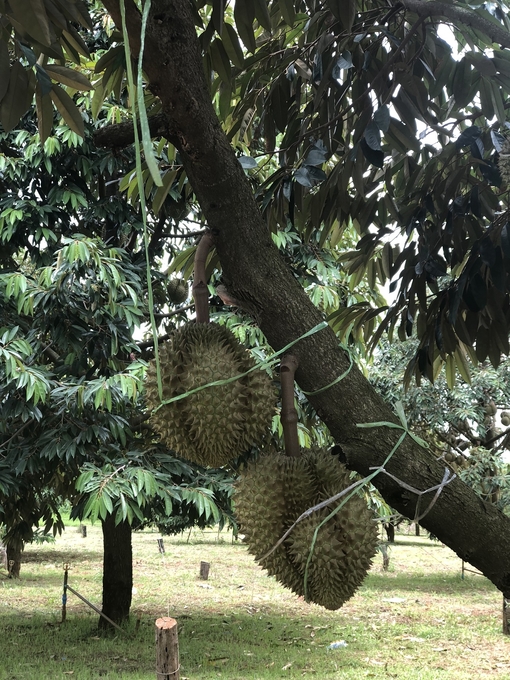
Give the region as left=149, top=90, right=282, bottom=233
left=155, top=617, right=180, bottom=679
left=199, top=561, right=210, bottom=580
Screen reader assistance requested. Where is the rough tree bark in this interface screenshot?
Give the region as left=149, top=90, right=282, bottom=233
left=100, top=513, right=132, bottom=627
left=6, top=536, right=23, bottom=578
left=99, top=0, right=510, bottom=595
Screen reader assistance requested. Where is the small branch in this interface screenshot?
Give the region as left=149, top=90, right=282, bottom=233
left=153, top=303, right=195, bottom=318
left=93, top=113, right=169, bottom=149
left=162, top=231, right=206, bottom=239
left=280, top=354, right=300, bottom=458
left=192, top=232, right=214, bottom=323
left=138, top=335, right=169, bottom=350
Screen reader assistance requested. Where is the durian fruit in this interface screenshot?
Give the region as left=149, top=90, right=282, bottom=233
left=235, top=448, right=379, bottom=610
left=167, top=278, right=188, bottom=304
left=235, top=452, right=311, bottom=593
left=501, top=410, right=510, bottom=427
left=145, top=322, right=276, bottom=467
left=485, top=400, right=497, bottom=416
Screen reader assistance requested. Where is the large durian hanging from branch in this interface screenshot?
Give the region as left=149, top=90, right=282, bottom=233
left=235, top=355, right=379, bottom=610
left=145, top=232, right=276, bottom=467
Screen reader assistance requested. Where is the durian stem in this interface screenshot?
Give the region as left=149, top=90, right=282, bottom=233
left=280, top=354, right=300, bottom=458
left=193, top=231, right=215, bottom=323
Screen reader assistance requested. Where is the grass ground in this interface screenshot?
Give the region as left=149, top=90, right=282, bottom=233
left=0, top=524, right=508, bottom=679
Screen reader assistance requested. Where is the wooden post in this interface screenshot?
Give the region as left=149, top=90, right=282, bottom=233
left=199, top=561, right=210, bottom=580
left=80, top=525, right=87, bottom=538
left=157, top=538, right=165, bottom=554
left=62, top=564, right=69, bottom=623
left=155, top=617, right=180, bottom=679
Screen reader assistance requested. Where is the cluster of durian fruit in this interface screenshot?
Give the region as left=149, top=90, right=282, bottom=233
left=235, top=448, right=379, bottom=610
left=145, top=256, right=378, bottom=610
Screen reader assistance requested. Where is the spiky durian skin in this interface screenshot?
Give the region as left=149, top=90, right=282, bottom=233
left=145, top=323, right=276, bottom=467
left=234, top=452, right=314, bottom=593
left=235, top=448, right=379, bottom=610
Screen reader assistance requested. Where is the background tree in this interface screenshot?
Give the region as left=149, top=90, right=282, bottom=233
left=372, top=340, right=510, bottom=513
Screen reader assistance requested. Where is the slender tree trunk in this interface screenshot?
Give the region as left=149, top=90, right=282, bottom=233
left=100, top=514, right=132, bottom=628
left=99, top=0, right=510, bottom=595
left=385, top=523, right=395, bottom=543
left=6, top=536, right=23, bottom=578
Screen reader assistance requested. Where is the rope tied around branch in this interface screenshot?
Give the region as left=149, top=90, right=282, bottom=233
left=369, top=465, right=457, bottom=523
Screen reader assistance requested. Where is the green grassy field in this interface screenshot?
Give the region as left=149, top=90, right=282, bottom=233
left=0, top=524, right=508, bottom=679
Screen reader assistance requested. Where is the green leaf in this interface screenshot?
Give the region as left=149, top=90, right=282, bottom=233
left=445, top=354, right=456, bottom=389
left=373, top=105, right=390, bottom=133
left=50, top=84, right=84, bottom=137
left=221, top=23, right=245, bottom=68
left=0, top=62, right=32, bottom=133
left=35, top=85, right=54, bottom=143
left=0, top=40, right=10, bottom=103
left=234, top=0, right=256, bottom=53
left=8, top=0, right=52, bottom=47
left=454, top=347, right=471, bottom=384
left=279, top=0, right=295, bottom=26
left=364, top=121, right=381, bottom=151
left=210, top=38, right=232, bottom=85
left=253, top=0, right=272, bottom=31
left=238, top=155, right=258, bottom=169
left=44, top=65, right=93, bottom=91
left=360, top=138, right=384, bottom=168
left=327, top=0, right=355, bottom=32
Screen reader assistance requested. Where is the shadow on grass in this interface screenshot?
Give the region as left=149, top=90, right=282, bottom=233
left=0, top=610, right=338, bottom=679
left=23, top=549, right=103, bottom=564
left=364, top=571, right=495, bottom=594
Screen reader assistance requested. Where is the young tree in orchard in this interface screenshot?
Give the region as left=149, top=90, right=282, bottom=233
left=372, top=340, right=510, bottom=513
left=5, top=0, right=510, bottom=598
left=0, top=115, right=239, bottom=621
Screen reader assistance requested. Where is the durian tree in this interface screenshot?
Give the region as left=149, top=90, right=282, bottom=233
left=371, top=340, right=510, bottom=513
left=7, top=0, right=510, bottom=602
left=0, top=96, right=236, bottom=624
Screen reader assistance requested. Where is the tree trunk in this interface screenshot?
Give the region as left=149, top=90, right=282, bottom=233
left=385, top=523, right=395, bottom=543
left=100, top=0, right=510, bottom=596
left=6, top=537, right=23, bottom=578
left=100, top=514, right=132, bottom=628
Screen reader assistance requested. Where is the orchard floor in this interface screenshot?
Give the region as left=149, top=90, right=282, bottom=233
left=0, top=524, right=508, bottom=679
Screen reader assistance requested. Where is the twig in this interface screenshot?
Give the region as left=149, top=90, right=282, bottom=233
left=192, top=232, right=214, bottom=323
left=280, top=355, right=300, bottom=458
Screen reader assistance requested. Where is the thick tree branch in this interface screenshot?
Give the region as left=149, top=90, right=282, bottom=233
left=100, top=0, right=510, bottom=595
